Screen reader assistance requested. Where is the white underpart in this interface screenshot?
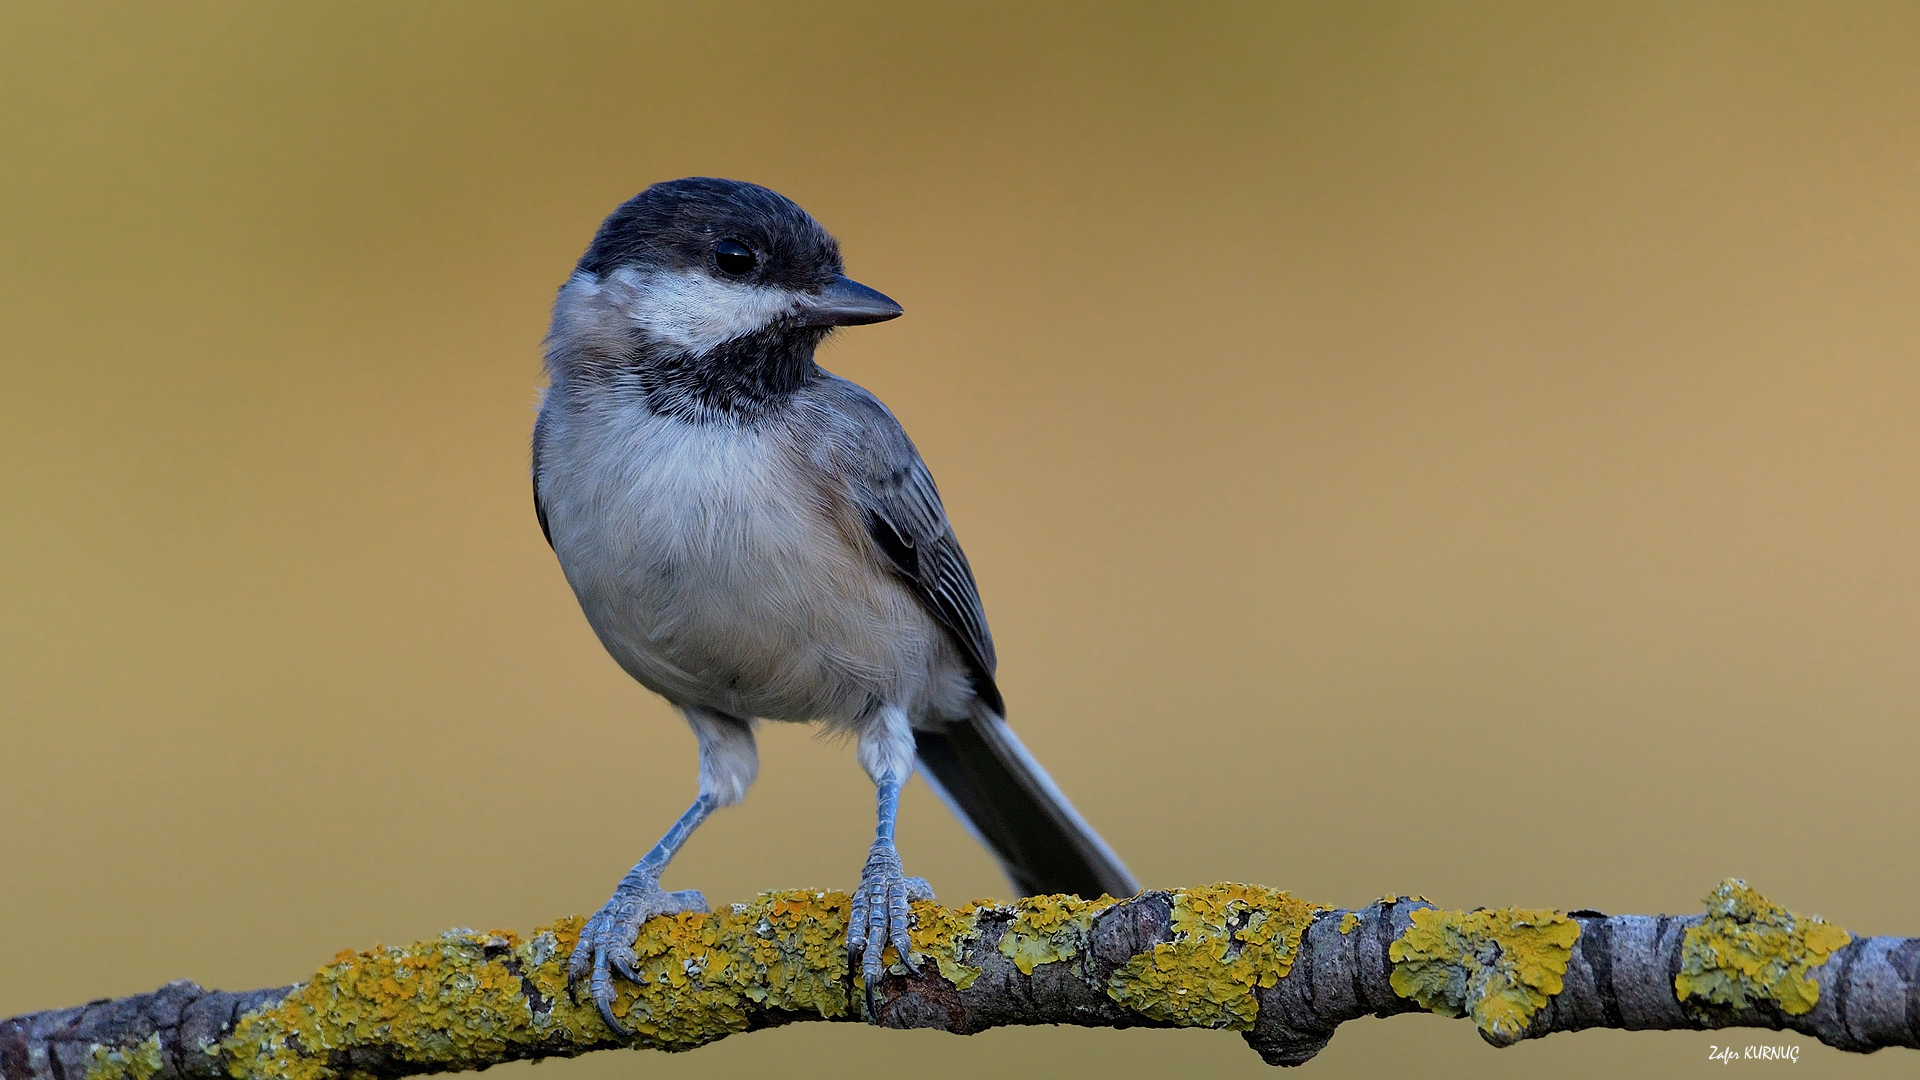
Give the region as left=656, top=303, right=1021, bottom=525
left=857, top=703, right=917, bottom=785
left=597, top=266, right=805, bottom=355
left=536, top=397, right=970, bottom=728
left=686, top=707, right=759, bottom=807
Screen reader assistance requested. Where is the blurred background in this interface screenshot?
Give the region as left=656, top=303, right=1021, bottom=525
left=3, top=3, right=1917, bottom=1077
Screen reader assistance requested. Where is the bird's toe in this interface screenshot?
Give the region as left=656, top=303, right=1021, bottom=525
left=848, top=842, right=934, bottom=1015
left=566, top=880, right=709, bottom=1035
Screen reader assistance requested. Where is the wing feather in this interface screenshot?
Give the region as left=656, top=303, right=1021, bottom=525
left=812, top=378, right=1004, bottom=715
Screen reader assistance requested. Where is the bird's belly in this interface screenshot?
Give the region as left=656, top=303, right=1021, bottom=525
left=543, top=408, right=930, bottom=723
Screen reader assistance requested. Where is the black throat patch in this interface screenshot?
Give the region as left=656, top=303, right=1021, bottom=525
left=615, top=323, right=832, bottom=424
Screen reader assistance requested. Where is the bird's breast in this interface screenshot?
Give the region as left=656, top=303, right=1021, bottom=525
left=537, top=399, right=933, bottom=721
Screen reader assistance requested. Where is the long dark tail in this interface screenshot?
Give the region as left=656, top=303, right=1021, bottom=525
left=914, top=709, right=1138, bottom=899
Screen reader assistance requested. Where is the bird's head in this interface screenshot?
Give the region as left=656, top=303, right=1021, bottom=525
left=545, top=177, right=902, bottom=418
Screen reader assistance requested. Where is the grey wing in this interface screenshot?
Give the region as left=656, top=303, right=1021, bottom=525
left=864, top=459, right=1004, bottom=714
left=815, top=380, right=1004, bottom=715
left=812, top=378, right=1138, bottom=900
left=532, top=408, right=554, bottom=549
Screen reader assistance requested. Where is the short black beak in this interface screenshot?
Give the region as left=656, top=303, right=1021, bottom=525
left=795, top=275, right=904, bottom=327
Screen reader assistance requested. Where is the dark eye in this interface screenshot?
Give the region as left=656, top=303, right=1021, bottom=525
left=714, top=239, right=757, bottom=276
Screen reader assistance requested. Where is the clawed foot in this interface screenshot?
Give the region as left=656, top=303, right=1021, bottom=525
left=846, top=840, right=935, bottom=1016
left=568, top=879, right=709, bottom=1035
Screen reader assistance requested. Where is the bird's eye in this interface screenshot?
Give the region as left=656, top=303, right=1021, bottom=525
left=714, top=240, right=757, bottom=276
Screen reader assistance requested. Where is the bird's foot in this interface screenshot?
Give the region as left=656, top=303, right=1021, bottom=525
left=847, top=839, right=935, bottom=1017
left=567, top=878, right=709, bottom=1035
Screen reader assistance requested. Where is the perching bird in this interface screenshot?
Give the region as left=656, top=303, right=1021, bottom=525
left=533, top=177, right=1137, bottom=1029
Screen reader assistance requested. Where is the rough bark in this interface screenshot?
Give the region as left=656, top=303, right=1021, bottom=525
left=3, top=880, right=1914, bottom=1080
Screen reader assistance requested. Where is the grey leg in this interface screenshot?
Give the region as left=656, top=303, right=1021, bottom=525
left=567, top=794, right=713, bottom=1033
left=567, top=707, right=758, bottom=1035
left=847, top=705, right=936, bottom=1016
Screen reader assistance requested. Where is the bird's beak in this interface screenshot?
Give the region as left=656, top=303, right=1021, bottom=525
left=794, top=276, right=904, bottom=327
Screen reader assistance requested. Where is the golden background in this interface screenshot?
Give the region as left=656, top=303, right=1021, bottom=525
left=4, top=4, right=1917, bottom=1077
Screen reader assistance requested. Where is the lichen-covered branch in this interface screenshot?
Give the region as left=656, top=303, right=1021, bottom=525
left=4, top=880, right=1915, bottom=1078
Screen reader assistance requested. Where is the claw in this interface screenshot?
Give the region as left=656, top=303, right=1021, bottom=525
left=848, top=841, right=936, bottom=1020
left=610, top=952, right=641, bottom=985
left=590, top=958, right=630, bottom=1037
left=566, top=879, right=708, bottom=1035
left=888, top=876, right=917, bottom=975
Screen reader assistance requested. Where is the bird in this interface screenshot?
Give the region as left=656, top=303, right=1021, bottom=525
left=532, top=177, right=1138, bottom=1030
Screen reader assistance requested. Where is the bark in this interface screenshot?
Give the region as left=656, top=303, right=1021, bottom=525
left=3, top=880, right=1914, bottom=1080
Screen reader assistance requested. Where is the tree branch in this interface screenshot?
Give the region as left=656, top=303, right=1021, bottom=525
left=5, top=879, right=1915, bottom=1078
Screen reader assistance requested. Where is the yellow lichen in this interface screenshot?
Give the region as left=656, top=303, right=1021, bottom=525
left=996, top=893, right=1122, bottom=976
left=220, top=927, right=541, bottom=1080
left=1389, top=906, right=1580, bottom=1045
left=904, top=899, right=985, bottom=989
left=198, top=886, right=1601, bottom=1075
left=1106, top=884, right=1326, bottom=1030
left=1675, top=878, right=1851, bottom=1016
left=220, top=890, right=862, bottom=1080
left=87, top=1034, right=164, bottom=1080
left=590, top=889, right=858, bottom=1041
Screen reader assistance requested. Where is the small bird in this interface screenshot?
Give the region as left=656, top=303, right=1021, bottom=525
left=533, top=177, right=1137, bottom=1029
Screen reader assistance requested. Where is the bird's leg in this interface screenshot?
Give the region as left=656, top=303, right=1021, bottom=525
left=847, top=705, right=935, bottom=1014
left=567, top=794, right=713, bottom=1033
left=568, top=708, right=757, bottom=1035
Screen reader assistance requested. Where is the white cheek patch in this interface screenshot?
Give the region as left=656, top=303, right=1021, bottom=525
left=605, top=266, right=802, bottom=355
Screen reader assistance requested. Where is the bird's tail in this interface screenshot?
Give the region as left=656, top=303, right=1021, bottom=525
left=914, top=708, right=1138, bottom=900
